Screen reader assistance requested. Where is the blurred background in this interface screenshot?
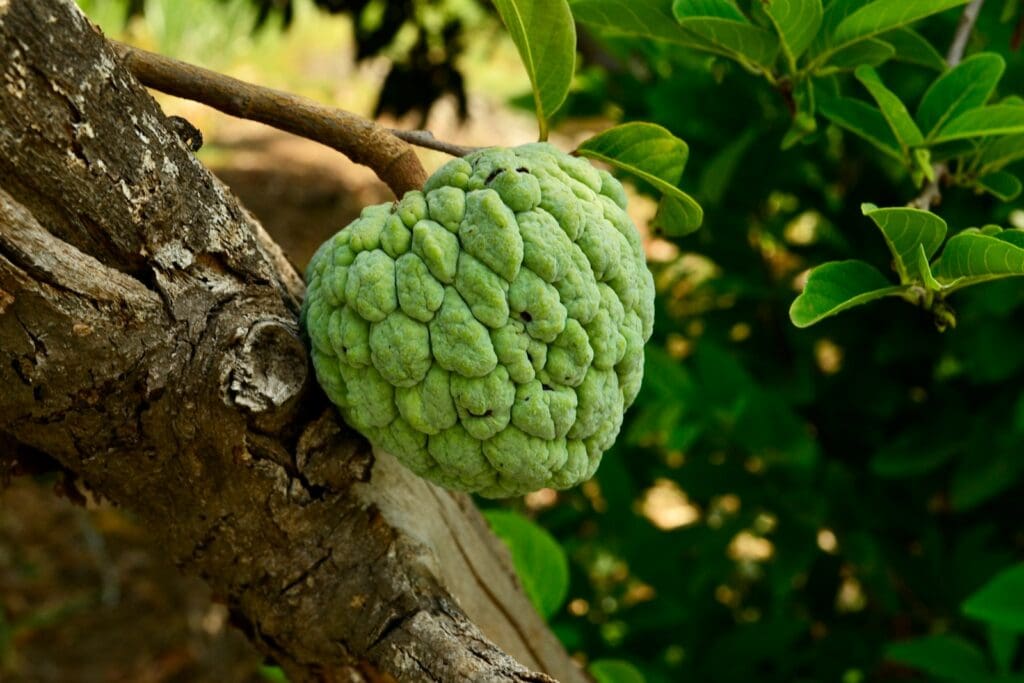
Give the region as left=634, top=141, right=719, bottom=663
left=3, top=1, right=1024, bottom=681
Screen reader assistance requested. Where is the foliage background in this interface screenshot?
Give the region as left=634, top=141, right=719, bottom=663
left=7, top=1, right=1024, bottom=681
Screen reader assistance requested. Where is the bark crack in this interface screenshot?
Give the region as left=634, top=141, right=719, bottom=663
left=279, top=549, right=333, bottom=596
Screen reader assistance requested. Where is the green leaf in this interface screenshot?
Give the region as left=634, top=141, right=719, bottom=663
left=653, top=194, right=705, bottom=236
left=577, top=122, right=703, bottom=234
left=951, top=448, right=1024, bottom=511
left=882, top=27, right=946, bottom=70
left=829, top=0, right=971, bottom=53
left=569, top=0, right=730, bottom=54
left=989, top=626, right=1018, bottom=675
left=977, top=172, right=1023, bottom=201
left=995, top=228, right=1024, bottom=247
left=764, top=0, right=823, bottom=66
left=1003, top=0, right=1021, bottom=22
left=483, top=510, right=570, bottom=620
left=817, top=0, right=873, bottom=41
left=789, top=260, right=904, bottom=328
left=823, top=38, right=895, bottom=71
left=885, top=635, right=991, bottom=680
left=916, top=53, right=1006, bottom=139
left=672, top=1, right=781, bottom=67
left=964, top=564, right=1024, bottom=631
left=917, top=244, right=941, bottom=290
left=913, top=147, right=935, bottom=184
left=861, top=204, right=947, bottom=283
left=698, top=127, right=757, bottom=203
left=854, top=66, right=924, bottom=151
left=493, top=0, right=576, bottom=141
left=870, top=430, right=957, bottom=478
left=933, top=105, right=1024, bottom=143
left=978, top=134, right=1024, bottom=172
left=258, top=666, right=289, bottom=683
left=818, top=96, right=902, bottom=159
left=935, top=229, right=1024, bottom=289
left=674, top=0, right=746, bottom=20
left=590, top=659, right=647, bottom=683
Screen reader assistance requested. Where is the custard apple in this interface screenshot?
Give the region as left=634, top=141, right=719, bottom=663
left=302, top=143, right=654, bottom=498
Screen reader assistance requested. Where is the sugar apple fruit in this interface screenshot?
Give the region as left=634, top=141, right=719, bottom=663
left=302, top=142, right=654, bottom=498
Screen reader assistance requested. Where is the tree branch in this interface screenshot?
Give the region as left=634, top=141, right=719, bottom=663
left=947, top=0, right=986, bottom=65
left=0, top=1, right=583, bottom=680
left=109, top=41, right=439, bottom=196
left=910, top=0, right=986, bottom=210
left=388, top=128, right=482, bottom=158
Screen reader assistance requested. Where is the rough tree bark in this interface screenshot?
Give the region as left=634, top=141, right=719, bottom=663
left=0, top=1, right=586, bottom=681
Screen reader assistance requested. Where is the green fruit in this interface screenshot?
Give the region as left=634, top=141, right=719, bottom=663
left=302, top=143, right=654, bottom=498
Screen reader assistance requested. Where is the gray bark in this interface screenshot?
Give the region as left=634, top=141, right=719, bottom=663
left=0, top=1, right=585, bottom=681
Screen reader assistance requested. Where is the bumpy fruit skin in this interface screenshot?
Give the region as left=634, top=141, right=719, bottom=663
left=302, top=143, right=654, bottom=498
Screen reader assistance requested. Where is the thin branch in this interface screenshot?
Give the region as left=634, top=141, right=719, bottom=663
left=388, top=129, right=482, bottom=157
left=110, top=41, right=443, bottom=196
left=947, top=0, right=986, bottom=65
left=910, top=0, right=986, bottom=210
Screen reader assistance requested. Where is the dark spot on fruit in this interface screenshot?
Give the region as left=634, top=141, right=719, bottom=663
left=516, top=167, right=529, bottom=173
left=521, top=311, right=533, bottom=322
left=542, top=384, right=552, bottom=391
left=485, top=169, right=504, bottom=184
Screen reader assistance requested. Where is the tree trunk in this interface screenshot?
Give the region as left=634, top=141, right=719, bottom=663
left=0, top=1, right=585, bottom=681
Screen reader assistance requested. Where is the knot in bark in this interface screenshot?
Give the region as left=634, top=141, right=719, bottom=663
left=225, top=318, right=307, bottom=419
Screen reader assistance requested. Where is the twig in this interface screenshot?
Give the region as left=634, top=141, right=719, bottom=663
left=947, top=0, right=986, bottom=65
left=387, top=129, right=481, bottom=157
left=110, top=41, right=441, bottom=196
left=911, top=0, right=986, bottom=209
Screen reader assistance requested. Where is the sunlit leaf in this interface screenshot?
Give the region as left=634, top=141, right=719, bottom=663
left=672, top=0, right=781, bottom=67
left=861, top=203, right=947, bottom=283
left=653, top=194, right=705, bottom=236
left=483, top=510, right=570, bottom=620
left=917, top=53, right=1005, bottom=138
left=854, top=66, right=923, bottom=151
left=917, top=244, right=941, bottom=291
left=935, top=229, right=1024, bottom=290
left=764, top=0, right=823, bottom=66
left=829, top=0, right=971, bottom=52
left=674, top=0, right=746, bottom=21
left=569, top=0, right=723, bottom=52
left=933, top=105, right=1024, bottom=143
left=493, top=0, right=576, bottom=141
left=577, top=122, right=703, bottom=234
left=790, top=260, right=904, bottom=328
left=818, top=96, right=902, bottom=159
